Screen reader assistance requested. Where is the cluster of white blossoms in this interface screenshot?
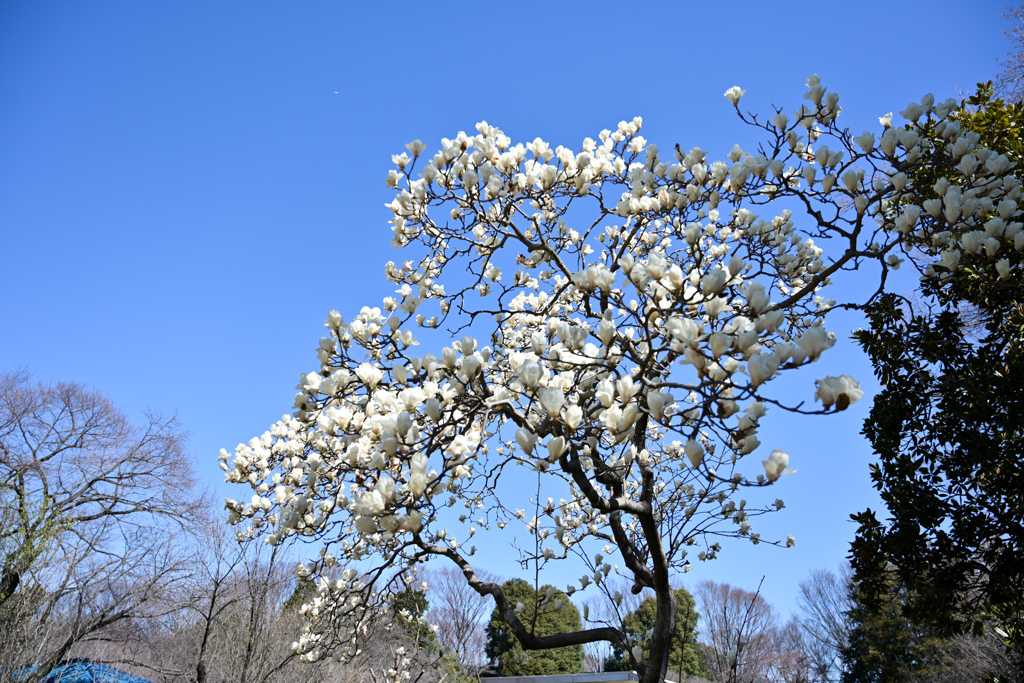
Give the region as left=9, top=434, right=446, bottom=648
left=222, top=75, right=1020, bottom=667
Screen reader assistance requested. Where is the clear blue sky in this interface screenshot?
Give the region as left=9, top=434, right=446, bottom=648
left=0, top=1, right=1012, bottom=620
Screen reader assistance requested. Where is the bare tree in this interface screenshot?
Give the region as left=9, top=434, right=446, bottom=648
left=773, top=616, right=818, bottom=683
left=996, top=4, right=1024, bottom=102
left=695, top=580, right=780, bottom=683
left=793, top=564, right=853, bottom=682
left=141, top=524, right=340, bottom=683
left=903, top=628, right=1023, bottom=683
left=424, top=564, right=494, bottom=673
left=0, top=371, right=203, bottom=682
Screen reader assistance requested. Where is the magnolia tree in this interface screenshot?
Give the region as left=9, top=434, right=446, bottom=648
left=222, top=76, right=1023, bottom=683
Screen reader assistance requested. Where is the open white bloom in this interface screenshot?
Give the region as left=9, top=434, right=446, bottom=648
left=646, top=390, right=674, bottom=422
left=537, top=387, right=565, bottom=416
left=796, top=326, right=835, bottom=362
left=405, top=139, right=426, bottom=157
left=563, top=404, right=583, bottom=431
left=814, top=375, right=864, bottom=411
left=853, top=131, right=875, bottom=152
left=724, top=86, right=746, bottom=106
left=355, top=363, right=383, bottom=388
left=762, top=449, right=795, bottom=482
left=747, top=353, right=780, bottom=388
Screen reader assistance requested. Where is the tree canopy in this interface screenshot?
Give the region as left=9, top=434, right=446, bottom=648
left=850, top=82, right=1024, bottom=652
left=484, top=579, right=583, bottom=676
left=605, top=587, right=707, bottom=680
left=0, top=372, right=202, bottom=682
left=839, top=569, right=947, bottom=683
left=221, top=74, right=1024, bottom=683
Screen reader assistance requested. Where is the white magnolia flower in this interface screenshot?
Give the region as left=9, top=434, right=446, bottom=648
left=646, top=390, right=674, bottom=422
left=814, top=375, right=864, bottom=410
left=853, top=131, right=875, bottom=152
left=563, top=404, right=584, bottom=431
left=547, top=436, right=568, bottom=461
left=405, top=139, right=426, bottom=157
left=796, top=326, right=835, bottom=361
left=724, top=86, right=746, bottom=107
left=748, top=353, right=780, bottom=388
left=762, top=449, right=795, bottom=482
left=515, top=427, right=537, bottom=455
left=684, top=439, right=704, bottom=468
left=996, top=258, right=1012, bottom=279
left=538, top=387, right=566, bottom=416
left=355, top=363, right=384, bottom=388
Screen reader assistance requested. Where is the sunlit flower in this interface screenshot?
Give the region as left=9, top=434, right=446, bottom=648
left=814, top=375, right=863, bottom=411
left=724, top=86, right=746, bottom=107
left=762, top=449, right=795, bottom=482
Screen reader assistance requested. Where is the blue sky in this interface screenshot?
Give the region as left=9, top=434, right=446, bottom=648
left=0, top=1, right=1013, bottom=620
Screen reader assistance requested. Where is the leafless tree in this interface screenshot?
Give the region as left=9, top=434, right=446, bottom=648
left=996, top=4, right=1024, bottom=102
left=903, top=628, right=1023, bottom=683
left=695, top=580, right=781, bottom=683
left=793, top=564, right=853, bottom=682
left=423, top=564, right=494, bottom=673
left=0, top=371, right=203, bottom=682
left=772, top=616, right=818, bottom=683
left=157, top=525, right=308, bottom=683
left=138, top=521, right=346, bottom=683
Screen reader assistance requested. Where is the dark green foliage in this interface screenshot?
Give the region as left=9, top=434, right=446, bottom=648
left=605, top=587, right=708, bottom=680
left=391, top=583, right=429, bottom=619
left=851, top=83, right=1024, bottom=652
left=282, top=579, right=318, bottom=613
left=902, top=83, right=1024, bottom=209
left=391, top=584, right=436, bottom=645
left=839, top=571, right=947, bottom=683
left=484, top=579, right=583, bottom=676
left=959, top=83, right=1024, bottom=161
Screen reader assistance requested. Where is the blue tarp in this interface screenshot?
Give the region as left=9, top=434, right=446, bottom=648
left=16, top=661, right=154, bottom=683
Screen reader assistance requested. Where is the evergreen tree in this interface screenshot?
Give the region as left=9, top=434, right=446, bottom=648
left=839, top=571, right=946, bottom=683
left=391, top=583, right=436, bottom=645
left=484, top=579, right=583, bottom=676
left=605, top=587, right=708, bottom=680
left=282, top=578, right=318, bottom=613
left=851, top=83, right=1024, bottom=651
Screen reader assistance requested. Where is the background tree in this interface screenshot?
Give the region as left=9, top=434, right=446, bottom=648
left=792, top=565, right=854, bottom=682
left=484, top=578, right=583, bottom=676
left=695, top=580, right=780, bottom=683
left=391, top=581, right=440, bottom=651
left=902, top=628, right=1022, bottom=683
left=996, top=4, right=1024, bottom=103
left=839, top=569, right=951, bottom=683
left=0, top=371, right=202, bottom=682
left=605, top=586, right=707, bottom=681
left=424, top=565, right=493, bottom=674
